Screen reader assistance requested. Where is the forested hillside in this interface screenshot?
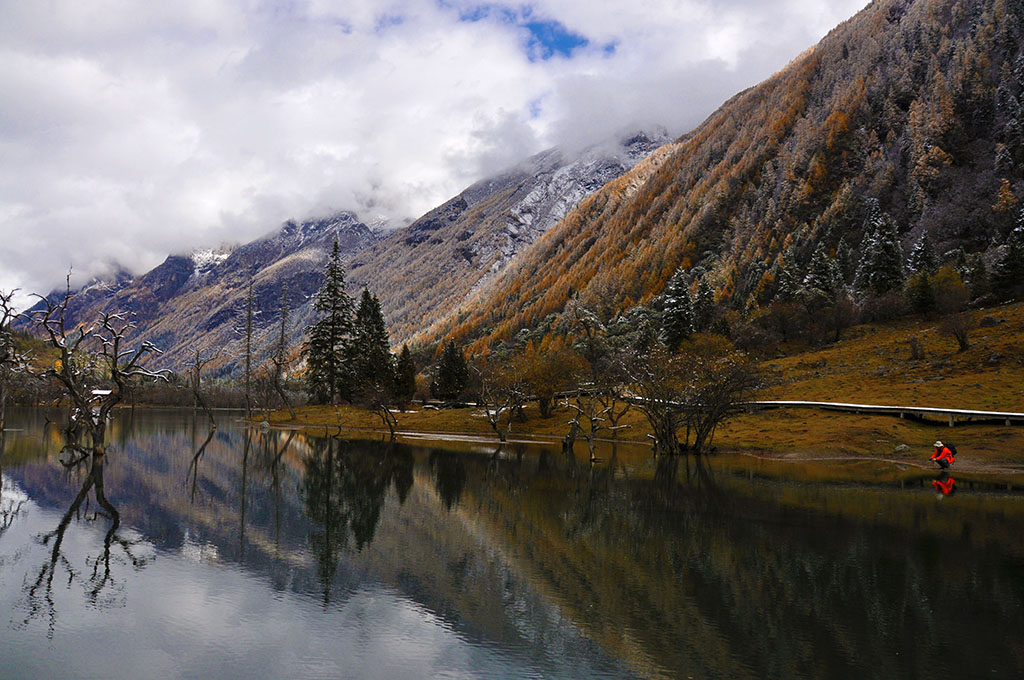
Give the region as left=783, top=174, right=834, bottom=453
left=430, top=0, right=1024, bottom=354
left=347, top=131, right=667, bottom=342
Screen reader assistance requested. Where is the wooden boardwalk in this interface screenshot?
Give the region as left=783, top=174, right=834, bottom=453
left=747, top=400, right=1024, bottom=427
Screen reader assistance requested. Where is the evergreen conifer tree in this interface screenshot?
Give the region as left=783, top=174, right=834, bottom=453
left=907, top=271, right=936, bottom=314
left=803, top=243, right=841, bottom=301
left=395, top=344, right=417, bottom=407
left=992, top=210, right=1024, bottom=298
left=856, top=211, right=904, bottom=296
left=834, top=237, right=854, bottom=284
left=660, top=267, right=694, bottom=350
left=907, top=231, right=938, bottom=276
left=774, top=264, right=800, bottom=302
left=303, top=240, right=356, bottom=404
left=352, top=289, right=395, bottom=398
left=693, top=277, right=716, bottom=332
left=964, top=253, right=990, bottom=300
left=430, top=340, right=469, bottom=402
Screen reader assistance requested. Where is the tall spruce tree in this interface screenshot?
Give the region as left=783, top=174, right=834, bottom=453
left=906, top=231, right=938, bottom=276
left=802, top=243, right=841, bottom=301
left=395, top=344, right=417, bottom=407
left=856, top=211, right=904, bottom=296
left=352, top=289, right=395, bottom=398
left=660, top=267, right=694, bottom=350
left=693, top=276, right=716, bottom=332
left=303, top=240, right=356, bottom=404
left=430, top=340, right=469, bottom=402
left=992, top=212, right=1024, bottom=298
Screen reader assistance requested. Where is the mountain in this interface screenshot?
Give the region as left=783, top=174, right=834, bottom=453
left=428, top=0, right=1024, bottom=354
left=21, top=131, right=669, bottom=373
left=345, top=130, right=669, bottom=343
left=23, top=212, right=381, bottom=375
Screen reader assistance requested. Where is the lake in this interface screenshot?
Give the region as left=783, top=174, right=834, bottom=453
left=1, top=407, right=1023, bottom=679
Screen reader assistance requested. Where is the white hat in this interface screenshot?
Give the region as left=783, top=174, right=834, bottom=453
left=934, top=441, right=943, bottom=448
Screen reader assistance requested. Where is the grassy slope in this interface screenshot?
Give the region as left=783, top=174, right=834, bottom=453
left=272, top=303, right=1024, bottom=466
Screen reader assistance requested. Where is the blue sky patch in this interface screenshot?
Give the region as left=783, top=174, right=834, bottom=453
left=448, top=2, right=600, bottom=61
left=374, top=14, right=405, bottom=33
left=523, top=19, right=588, bottom=61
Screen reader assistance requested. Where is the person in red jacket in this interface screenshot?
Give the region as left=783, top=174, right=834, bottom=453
left=930, top=440, right=955, bottom=469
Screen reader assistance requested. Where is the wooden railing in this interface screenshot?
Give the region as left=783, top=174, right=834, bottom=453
left=745, top=400, right=1024, bottom=427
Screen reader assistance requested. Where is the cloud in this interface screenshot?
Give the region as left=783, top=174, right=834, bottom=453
left=0, top=0, right=868, bottom=306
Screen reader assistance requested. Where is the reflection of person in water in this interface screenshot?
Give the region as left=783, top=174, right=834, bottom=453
left=930, top=440, right=956, bottom=469
left=932, top=471, right=956, bottom=496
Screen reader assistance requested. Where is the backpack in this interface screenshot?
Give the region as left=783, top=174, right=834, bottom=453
left=947, top=443, right=957, bottom=457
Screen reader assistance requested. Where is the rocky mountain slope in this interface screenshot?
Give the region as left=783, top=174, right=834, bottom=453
left=22, top=132, right=668, bottom=373
left=428, top=0, right=1024, bottom=353
left=23, top=213, right=380, bottom=376
left=346, top=130, right=668, bottom=342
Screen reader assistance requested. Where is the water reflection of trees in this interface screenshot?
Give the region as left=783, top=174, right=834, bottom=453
left=20, top=453, right=150, bottom=638
left=0, top=431, right=25, bottom=535
left=429, top=449, right=467, bottom=510
left=457, top=449, right=1024, bottom=679
left=302, top=437, right=414, bottom=603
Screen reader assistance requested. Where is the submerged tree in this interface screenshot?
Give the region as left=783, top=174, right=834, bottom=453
left=632, top=339, right=761, bottom=456
left=270, top=284, right=295, bottom=420
left=30, top=277, right=166, bottom=457
left=1, top=290, right=29, bottom=432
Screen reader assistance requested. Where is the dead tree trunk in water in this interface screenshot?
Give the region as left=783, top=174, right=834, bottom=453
left=29, top=274, right=166, bottom=457
left=271, top=284, right=296, bottom=420
left=188, top=349, right=217, bottom=428
left=244, top=281, right=254, bottom=422
left=0, top=289, right=29, bottom=434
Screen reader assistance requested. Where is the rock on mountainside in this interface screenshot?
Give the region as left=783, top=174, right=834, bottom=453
left=428, top=0, right=1024, bottom=353
left=23, top=212, right=380, bottom=375
left=346, top=130, right=670, bottom=343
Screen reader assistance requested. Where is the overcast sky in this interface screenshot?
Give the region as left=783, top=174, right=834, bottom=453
left=0, top=0, right=868, bottom=305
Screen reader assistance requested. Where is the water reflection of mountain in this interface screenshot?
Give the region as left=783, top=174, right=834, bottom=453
left=4, top=408, right=1024, bottom=679
left=3, top=411, right=640, bottom=677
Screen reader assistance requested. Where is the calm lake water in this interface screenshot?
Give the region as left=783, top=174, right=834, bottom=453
left=1, top=407, right=1023, bottom=679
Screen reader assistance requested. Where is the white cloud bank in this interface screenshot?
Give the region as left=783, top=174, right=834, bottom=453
left=0, top=0, right=867, bottom=303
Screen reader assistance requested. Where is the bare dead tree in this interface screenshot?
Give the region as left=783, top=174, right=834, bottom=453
left=632, top=340, right=761, bottom=456
left=244, top=281, right=254, bottom=421
left=679, top=347, right=762, bottom=454
left=566, top=394, right=632, bottom=461
left=29, top=276, right=167, bottom=456
left=365, top=381, right=399, bottom=439
left=631, top=348, right=688, bottom=456
left=939, top=312, right=974, bottom=352
left=270, top=283, right=296, bottom=420
left=187, top=349, right=217, bottom=428
left=475, top=361, right=528, bottom=443
left=1, top=289, right=30, bottom=432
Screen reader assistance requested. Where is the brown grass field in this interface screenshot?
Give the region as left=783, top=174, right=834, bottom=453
left=268, top=302, right=1024, bottom=471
